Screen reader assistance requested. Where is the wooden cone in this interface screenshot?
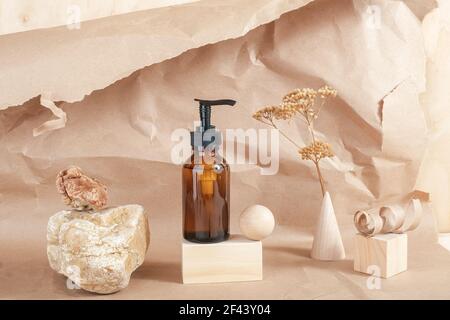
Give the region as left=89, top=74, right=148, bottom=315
left=311, top=192, right=346, bottom=261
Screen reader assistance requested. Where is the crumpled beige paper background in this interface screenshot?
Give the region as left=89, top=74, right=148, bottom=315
left=1, top=0, right=449, bottom=299
left=416, top=0, right=450, bottom=232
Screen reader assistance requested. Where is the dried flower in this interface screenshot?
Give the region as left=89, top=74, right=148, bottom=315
left=253, top=105, right=296, bottom=122
left=252, top=85, right=338, bottom=195
left=253, top=106, right=277, bottom=122
left=299, top=141, right=334, bottom=163
left=317, top=85, right=337, bottom=98
left=282, top=88, right=316, bottom=105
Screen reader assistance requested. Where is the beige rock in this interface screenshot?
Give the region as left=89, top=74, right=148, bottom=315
left=47, top=204, right=150, bottom=294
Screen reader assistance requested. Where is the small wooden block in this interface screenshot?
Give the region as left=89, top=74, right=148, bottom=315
left=354, top=233, right=407, bottom=278
left=182, top=235, right=262, bottom=284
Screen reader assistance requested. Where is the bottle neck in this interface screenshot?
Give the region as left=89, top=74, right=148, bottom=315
left=192, top=147, right=222, bottom=165
left=193, top=147, right=216, bottom=157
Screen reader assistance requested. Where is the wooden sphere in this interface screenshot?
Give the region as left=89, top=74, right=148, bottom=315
left=239, top=205, right=275, bottom=240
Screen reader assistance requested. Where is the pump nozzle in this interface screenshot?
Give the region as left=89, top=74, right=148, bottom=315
left=194, top=99, right=236, bottom=130
left=191, top=98, right=236, bottom=149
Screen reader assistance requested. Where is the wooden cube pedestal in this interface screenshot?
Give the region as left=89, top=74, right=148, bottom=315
left=182, top=235, right=262, bottom=284
left=354, top=233, right=407, bottom=278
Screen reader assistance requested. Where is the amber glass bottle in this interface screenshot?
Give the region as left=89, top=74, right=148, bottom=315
left=182, top=150, right=230, bottom=243
left=182, top=98, right=236, bottom=243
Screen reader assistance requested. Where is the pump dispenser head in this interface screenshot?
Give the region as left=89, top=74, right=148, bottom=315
left=190, top=98, right=236, bottom=149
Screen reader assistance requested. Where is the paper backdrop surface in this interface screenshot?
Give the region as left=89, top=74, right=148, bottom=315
left=0, top=0, right=448, bottom=299
left=416, top=0, right=450, bottom=232
left=0, top=0, right=313, bottom=107
left=0, top=0, right=201, bottom=35
left=0, top=0, right=428, bottom=222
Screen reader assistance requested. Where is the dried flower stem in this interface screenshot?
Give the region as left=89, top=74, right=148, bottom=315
left=313, top=160, right=326, bottom=196
left=305, top=120, right=325, bottom=195
left=266, top=117, right=326, bottom=196
left=269, top=120, right=302, bottom=149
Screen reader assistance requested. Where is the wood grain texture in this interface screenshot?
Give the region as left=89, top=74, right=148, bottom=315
left=239, top=205, right=275, bottom=240
left=354, top=233, right=407, bottom=278
left=311, top=192, right=346, bottom=261
left=182, top=235, right=262, bottom=284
